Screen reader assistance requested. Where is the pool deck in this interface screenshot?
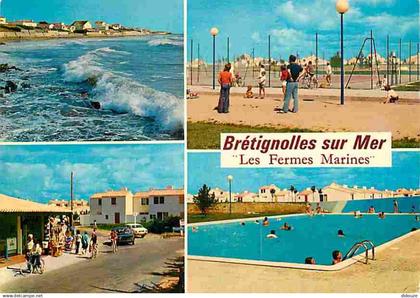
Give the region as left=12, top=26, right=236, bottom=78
left=187, top=230, right=420, bottom=293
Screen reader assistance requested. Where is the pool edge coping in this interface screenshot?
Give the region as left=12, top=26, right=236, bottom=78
left=187, top=214, right=420, bottom=271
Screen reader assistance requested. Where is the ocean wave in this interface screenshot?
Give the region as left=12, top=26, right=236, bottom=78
left=62, top=49, right=183, bottom=130
left=147, top=38, right=183, bottom=47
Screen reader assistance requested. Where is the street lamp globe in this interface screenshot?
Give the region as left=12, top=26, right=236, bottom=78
left=227, top=175, right=233, bottom=182
left=210, top=27, right=219, bottom=36
left=336, top=0, right=349, bottom=14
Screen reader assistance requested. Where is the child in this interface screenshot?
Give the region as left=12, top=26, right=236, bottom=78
left=280, top=65, right=289, bottom=95
left=258, top=71, right=266, bottom=99
left=244, top=85, right=254, bottom=98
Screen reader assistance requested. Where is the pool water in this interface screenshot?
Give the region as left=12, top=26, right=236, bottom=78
left=188, top=214, right=419, bottom=265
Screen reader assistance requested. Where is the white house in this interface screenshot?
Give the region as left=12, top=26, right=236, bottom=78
left=0, top=17, right=6, bottom=24
left=89, top=188, right=133, bottom=224
left=95, top=21, right=109, bottom=31
left=51, top=22, right=68, bottom=31
left=110, top=23, right=122, bottom=30
left=14, top=20, right=37, bottom=27
left=146, top=187, right=184, bottom=220
left=70, top=20, right=92, bottom=31
left=258, top=184, right=293, bottom=202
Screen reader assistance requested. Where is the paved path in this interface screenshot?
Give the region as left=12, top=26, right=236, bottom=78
left=1, top=235, right=183, bottom=293
left=187, top=231, right=420, bottom=293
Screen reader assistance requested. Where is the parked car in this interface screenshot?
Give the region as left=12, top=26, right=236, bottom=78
left=111, top=227, right=135, bottom=245
left=126, top=223, right=148, bottom=238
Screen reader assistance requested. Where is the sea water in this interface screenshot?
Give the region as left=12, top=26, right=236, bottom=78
left=188, top=214, right=419, bottom=265
left=0, top=35, right=183, bottom=141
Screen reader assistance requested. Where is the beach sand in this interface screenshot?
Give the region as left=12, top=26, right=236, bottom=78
left=187, top=93, right=420, bottom=139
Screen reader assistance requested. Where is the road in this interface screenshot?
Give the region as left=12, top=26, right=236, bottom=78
left=1, top=235, right=184, bottom=293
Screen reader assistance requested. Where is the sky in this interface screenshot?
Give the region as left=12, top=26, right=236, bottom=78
left=0, top=0, right=183, bottom=33
left=0, top=143, right=184, bottom=203
left=188, top=0, right=419, bottom=62
left=188, top=151, right=420, bottom=194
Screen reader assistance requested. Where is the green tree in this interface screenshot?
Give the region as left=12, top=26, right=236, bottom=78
left=193, top=184, right=217, bottom=215
left=330, top=52, right=341, bottom=68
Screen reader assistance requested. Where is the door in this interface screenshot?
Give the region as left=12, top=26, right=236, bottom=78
left=114, top=212, right=120, bottom=224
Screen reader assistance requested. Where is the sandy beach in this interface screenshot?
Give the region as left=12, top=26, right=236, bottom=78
left=187, top=88, right=420, bottom=139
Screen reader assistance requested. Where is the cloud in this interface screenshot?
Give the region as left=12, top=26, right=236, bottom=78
left=251, top=32, right=261, bottom=43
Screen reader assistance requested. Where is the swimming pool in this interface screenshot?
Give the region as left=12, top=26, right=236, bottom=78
left=188, top=214, right=419, bottom=269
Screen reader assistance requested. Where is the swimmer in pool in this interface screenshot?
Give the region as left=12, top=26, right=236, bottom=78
left=192, top=227, right=199, bottom=232
left=337, top=229, right=345, bottom=237
left=332, top=250, right=342, bottom=265
left=378, top=212, right=385, bottom=219
left=280, top=222, right=292, bottom=231
left=305, top=257, right=316, bottom=265
left=263, top=217, right=269, bottom=226
left=240, top=222, right=245, bottom=226
left=266, top=230, right=277, bottom=238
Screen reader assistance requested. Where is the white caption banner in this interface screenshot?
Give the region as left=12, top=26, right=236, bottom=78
left=221, top=132, right=392, bottom=168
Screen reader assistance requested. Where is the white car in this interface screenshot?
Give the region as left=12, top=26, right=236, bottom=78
left=126, top=223, right=148, bottom=238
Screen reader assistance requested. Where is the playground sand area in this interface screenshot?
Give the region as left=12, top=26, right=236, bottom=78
left=187, top=87, right=420, bottom=139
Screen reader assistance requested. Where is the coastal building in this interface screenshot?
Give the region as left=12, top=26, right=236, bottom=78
left=234, top=191, right=258, bottom=203
left=95, top=21, right=109, bottom=31
left=14, top=20, right=37, bottom=27
left=90, top=186, right=184, bottom=224
left=37, top=21, right=50, bottom=29
left=70, top=20, right=92, bottom=31
left=297, top=188, right=320, bottom=203
left=50, top=22, right=68, bottom=31
left=0, top=17, right=6, bottom=24
left=110, top=23, right=122, bottom=30
left=0, top=193, right=70, bottom=258
left=89, top=188, right=133, bottom=224
left=258, top=184, right=292, bottom=202
left=146, top=187, right=184, bottom=220
left=48, top=199, right=89, bottom=214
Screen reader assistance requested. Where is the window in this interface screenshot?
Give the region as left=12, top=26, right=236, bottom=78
left=150, top=214, right=157, bottom=220
left=261, top=189, right=265, bottom=193
left=105, top=215, right=109, bottom=220
left=98, top=199, right=102, bottom=206
left=178, top=195, right=184, bottom=204
left=141, top=198, right=149, bottom=205
left=157, top=212, right=169, bottom=220
left=111, top=197, right=116, bottom=205
left=153, top=196, right=159, bottom=204
left=159, top=196, right=164, bottom=204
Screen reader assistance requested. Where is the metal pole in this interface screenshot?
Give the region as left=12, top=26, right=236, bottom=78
left=197, top=43, right=200, bottom=83
left=399, top=38, right=402, bottom=84
left=340, top=13, right=344, bottom=105
left=228, top=180, right=232, bottom=215
left=190, top=39, right=193, bottom=85
left=386, top=35, right=389, bottom=84
left=252, top=48, right=255, bottom=79
left=70, top=171, right=74, bottom=227
left=212, top=35, right=216, bottom=89
left=227, top=37, right=229, bottom=63
left=316, top=32, right=318, bottom=79
left=417, top=42, right=419, bottom=80
left=370, top=30, right=373, bottom=89
left=409, top=40, right=412, bottom=82
left=268, top=35, right=271, bottom=87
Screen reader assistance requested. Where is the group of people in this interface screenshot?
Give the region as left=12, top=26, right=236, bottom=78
left=304, top=250, right=343, bottom=266
left=217, top=55, right=334, bottom=114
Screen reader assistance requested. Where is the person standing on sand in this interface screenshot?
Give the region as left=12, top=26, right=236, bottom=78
left=217, top=63, right=233, bottom=113
left=326, top=62, right=332, bottom=85
left=280, top=55, right=303, bottom=114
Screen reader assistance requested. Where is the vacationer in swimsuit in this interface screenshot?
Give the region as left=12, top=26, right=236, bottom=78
left=266, top=230, right=277, bottom=238
left=280, top=222, right=292, bottom=230
left=332, top=250, right=342, bottom=264
left=305, top=257, right=316, bottom=264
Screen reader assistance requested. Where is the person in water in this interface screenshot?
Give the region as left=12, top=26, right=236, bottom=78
left=280, top=222, right=292, bottom=230
left=368, top=206, right=375, bottom=213
left=240, top=222, right=245, bottom=226
left=266, top=230, right=277, bottom=238
left=337, top=229, right=345, bottom=237
left=305, top=257, right=316, bottom=265
left=332, top=250, right=342, bottom=265
left=378, top=212, right=386, bottom=219
left=263, top=217, right=269, bottom=226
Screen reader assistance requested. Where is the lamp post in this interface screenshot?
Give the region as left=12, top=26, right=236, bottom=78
left=336, top=0, right=349, bottom=105
left=227, top=175, right=233, bottom=215
left=210, top=27, right=219, bottom=89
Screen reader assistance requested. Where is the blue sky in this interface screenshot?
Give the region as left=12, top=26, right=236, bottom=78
left=0, top=0, right=183, bottom=33
left=188, top=151, right=420, bottom=194
left=0, top=144, right=184, bottom=203
left=188, top=0, right=419, bottom=62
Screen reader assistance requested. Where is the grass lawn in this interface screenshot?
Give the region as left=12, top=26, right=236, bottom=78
left=188, top=121, right=419, bottom=149
left=394, top=81, right=420, bottom=92
left=187, top=121, right=317, bottom=149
